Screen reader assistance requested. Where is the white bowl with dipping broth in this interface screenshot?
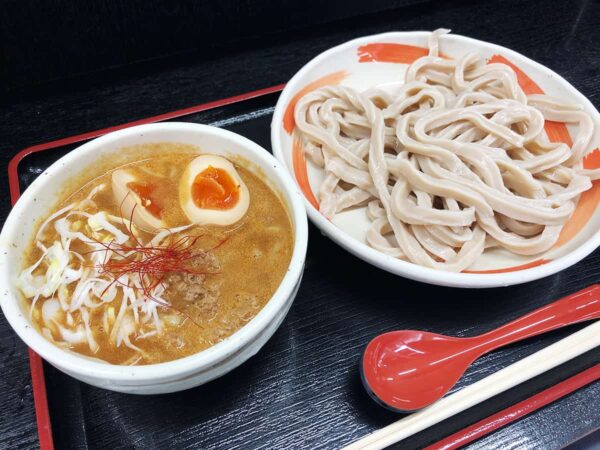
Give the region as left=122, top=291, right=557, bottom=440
left=0, top=123, right=308, bottom=394
left=271, top=31, right=600, bottom=288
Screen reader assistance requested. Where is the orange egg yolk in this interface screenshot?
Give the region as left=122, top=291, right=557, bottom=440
left=127, top=182, right=164, bottom=218
left=192, top=166, right=239, bottom=210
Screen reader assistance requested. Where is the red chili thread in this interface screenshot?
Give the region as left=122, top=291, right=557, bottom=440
left=81, top=198, right=228, bottom=325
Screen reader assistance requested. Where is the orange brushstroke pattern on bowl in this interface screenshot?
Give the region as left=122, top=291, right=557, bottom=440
left=357, top=43, right=449, bottom=62
left=285, top=71, right=348, bottom=209
left=283, top=70, right=348, bottom=134
left=282, top=45, right=600, bottom=274
left=292, top=136, right=319, bottom=209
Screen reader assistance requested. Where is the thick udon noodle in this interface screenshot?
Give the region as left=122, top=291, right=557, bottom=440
left=294, top=29, right=598, bottom=272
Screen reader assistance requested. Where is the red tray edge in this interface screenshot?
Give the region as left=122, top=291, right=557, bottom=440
left=424, top=364, right=600, bottom=450
left=8, top=83, right=286, bottom=204
left=8, top=83, right=284, bottom=450
left=7, top=82, right=598, bottom=450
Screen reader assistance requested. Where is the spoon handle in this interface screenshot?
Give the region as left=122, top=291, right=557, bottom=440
left=477, top=284, right=600, bottom=352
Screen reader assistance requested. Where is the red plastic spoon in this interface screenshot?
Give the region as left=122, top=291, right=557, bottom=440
left=361, top=284, right=600, bottom=412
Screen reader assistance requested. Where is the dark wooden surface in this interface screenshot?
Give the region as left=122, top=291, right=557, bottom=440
left=0, top=0, right=427, bottom=99
left=1, top=0, right=599, bottom=449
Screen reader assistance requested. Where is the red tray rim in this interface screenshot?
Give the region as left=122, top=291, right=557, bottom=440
left=8, top=83, right=283, bottom=450
left=7, top=83, right=599, bottom=450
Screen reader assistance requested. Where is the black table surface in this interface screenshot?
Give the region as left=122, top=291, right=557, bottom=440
left=1, top=0, right=599, bottom=449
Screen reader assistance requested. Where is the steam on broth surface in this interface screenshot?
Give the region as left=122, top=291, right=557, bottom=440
left=19, top=144, right=294, bottom=365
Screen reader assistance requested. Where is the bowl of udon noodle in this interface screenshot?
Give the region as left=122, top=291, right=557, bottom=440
left=271, top=29, right=600, bottom=288
left=0, top=123, right=308, bottom=393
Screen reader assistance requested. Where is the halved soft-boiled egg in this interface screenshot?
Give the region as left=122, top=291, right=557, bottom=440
left=112, top=169, right=167, bottom=231
left=179, top=155, right=249, bottom=226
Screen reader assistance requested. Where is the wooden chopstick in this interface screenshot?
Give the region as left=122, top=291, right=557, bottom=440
left=343, top=320, right=600, bottom=450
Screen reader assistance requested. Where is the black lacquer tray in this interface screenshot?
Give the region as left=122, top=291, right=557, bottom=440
left=11, top=88, right=600, bottom=450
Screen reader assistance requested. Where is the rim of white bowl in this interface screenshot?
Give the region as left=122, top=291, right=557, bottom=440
left=271, top=31, right=600, bottom=288
left=0, top=122, right=308, bottom=382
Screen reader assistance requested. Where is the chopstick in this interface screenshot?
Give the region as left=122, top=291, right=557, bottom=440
left=343, top=320, right=600, bottom=450
left=424, top=363, right=600, bottom=450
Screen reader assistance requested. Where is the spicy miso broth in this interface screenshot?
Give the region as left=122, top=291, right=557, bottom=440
left=18, top=144, right=293, bottom=365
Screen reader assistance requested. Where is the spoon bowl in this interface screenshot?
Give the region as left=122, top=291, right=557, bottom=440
left=362, top=331, right=479, bottom=412
left=361, top=285, right=600, bottom=412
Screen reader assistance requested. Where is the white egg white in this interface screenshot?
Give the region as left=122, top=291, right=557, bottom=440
left=179, top=155, right=249, bottom=226
left=111, top=169, right=166, bottom=231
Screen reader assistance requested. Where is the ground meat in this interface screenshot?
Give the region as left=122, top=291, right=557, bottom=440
left=166, top=272, right=207, bottom=303
left=163, top=271, right=221, bottom=321
left=187, top=252, right=221, bottom=273
left=164, top=332, right=185, bottom=350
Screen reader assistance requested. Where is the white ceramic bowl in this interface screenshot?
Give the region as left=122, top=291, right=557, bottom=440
left=0, top=123, right=308, bottom=394
left=272, top=31, right=600, bottom=288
